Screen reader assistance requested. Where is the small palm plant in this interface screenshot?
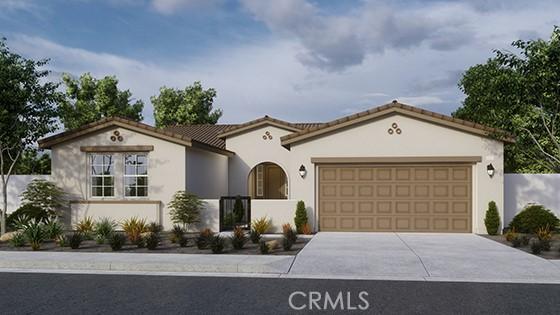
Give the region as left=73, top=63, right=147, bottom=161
left=94, top=217, right=117, bottom=244
left=121, top=217, right=148, bottom=244
left=24, top=219, right=45, bottom=251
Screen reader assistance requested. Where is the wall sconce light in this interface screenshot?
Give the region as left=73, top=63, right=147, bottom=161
left=299, top=165, right=307, bottom=178
left=487, top=163, right=495, bottom=178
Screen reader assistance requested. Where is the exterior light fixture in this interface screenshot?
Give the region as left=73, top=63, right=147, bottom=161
left=487, top=163, right=495, bottom=177
left=299, top=165, right=307, bottom=178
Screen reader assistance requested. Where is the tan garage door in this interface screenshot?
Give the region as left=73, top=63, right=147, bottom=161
left=318, top=164, right=472, bottom=232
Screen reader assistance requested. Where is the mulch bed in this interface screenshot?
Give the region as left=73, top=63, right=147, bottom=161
left=0, top=232, right=310, bottom=256
left=482, top=234, right=560, bottom=260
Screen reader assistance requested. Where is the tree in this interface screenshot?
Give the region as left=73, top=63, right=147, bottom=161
left=453, top=27, right=560, bottom=173
left=294, top=200, right=308, bottom=234
left=20, top=179, right=66, bottom=216
left=151, top=81, right=222, bottom=127
left=168, top=191, right=204, bottom=231
left=0, top=38, right=60, bottom=235
left=484, top=201, right=500, bottom=235
left=12, top=148, right=51, bottom=174
left=59, top=73, right=144, bottom=130
left=232, top=195, right=245, bottom=223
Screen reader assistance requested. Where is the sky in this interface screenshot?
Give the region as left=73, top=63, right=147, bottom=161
left=1, top=0, right=559, bottom=125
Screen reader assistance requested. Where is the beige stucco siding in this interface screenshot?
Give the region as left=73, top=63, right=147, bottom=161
left=226, top=125, right=294, bottom=197
left=287, top=114, right=504, bottom=234
left=51, top=126, right=186, bottom=229
left=186, top=147, right=228, bottom=198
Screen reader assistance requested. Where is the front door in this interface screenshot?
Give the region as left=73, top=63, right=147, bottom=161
left=265, top=165, right=286, bottom=199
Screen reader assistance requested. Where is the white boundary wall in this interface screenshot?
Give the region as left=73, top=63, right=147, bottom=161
left=504, top=174, right=560, bottom=225
left=0, top=175, right=50, bottom=213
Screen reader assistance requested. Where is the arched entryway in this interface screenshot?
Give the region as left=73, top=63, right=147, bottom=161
left=247, top=162, right=288, bottom=199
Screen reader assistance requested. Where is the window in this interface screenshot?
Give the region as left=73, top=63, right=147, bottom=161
left=90, top=154, right=114, bottom=197
left=124, top=154, right=148, bottom=197
left=256, top=164, right=264, bottom=197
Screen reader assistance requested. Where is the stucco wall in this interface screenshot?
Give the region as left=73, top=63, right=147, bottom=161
left=0, top=175, right=50, bottom=213
left=186, top=148, right=228, bottom=198
left=70, top=202, right=160, bottom=228
left=504, top=174, right=560, bottom=225
left=50, top=126, right=186, bottom=229
left=223, top=113, right=505, bottom=234
left=252, top=199, right=299, bottom=233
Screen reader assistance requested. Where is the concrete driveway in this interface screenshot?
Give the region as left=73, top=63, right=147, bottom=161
left=289, top=232, right=560, bottom=283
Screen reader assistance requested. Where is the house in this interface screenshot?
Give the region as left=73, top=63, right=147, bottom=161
left=38, top=101, right=514, bottom=233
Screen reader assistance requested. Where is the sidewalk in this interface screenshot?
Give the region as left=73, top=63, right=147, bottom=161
left=0, top=251, right=295, bottom=274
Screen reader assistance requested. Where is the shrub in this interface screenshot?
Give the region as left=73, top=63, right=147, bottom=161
left=10, top=232, right=25, bottom=247
left=7, top=204, right=48, bottom=230
left=121, top=217, right=147, bottom=244
left=94, top=218, right=117, bottom=244
left=521, top=235, right=530, bottom=246
left=196, top=228, right=214, bottom=249
left=536, top=226, right=552, bottom=251
left=301, top=223, right=312, bottom=235
left=210, top=235, right=225, bottom=254
left=259, top=240, right=269, bottom=254
left=505, top=228, right=518, bottom=242
left=56, top=234, right=68, bottom=247
left=179, top=236, right=188, bottom=247
left=509, top=204, right=559, bottom=233
left=110, top=233, right=126, bottom=251
left=530, top=238, right=542, bottom=255
left=168, top=191, right=203, bottom=231
left=230, top=226, right=247, bottom=250
left=484, top=201, right=500, bottom=235
left=249, top=229, right=261, bottom=244
left=75, top=217, right=95, bottom=239
left=282, top=236, right=294, bottom=251
left=20, top=179, right=66, bottom=216
left=147, top=222, right=163, bottom=234
left=69, top=232, right=83, bottom=249
left=44, top=217, right=64, bottom=240
left=511, top=236, right=522, bottom=248
left=251, top=217, right=271, bottom=235
left=232, top=196, right=245, bottom=223
left=23, top=219, right=45, bottom=251
left=282, top=223, right=297, bottom=244
left=294, top=201, right=308, bottom=233
left=145, top=232, right=159, bottom=250
left=170, top=225, right=185, bottom=244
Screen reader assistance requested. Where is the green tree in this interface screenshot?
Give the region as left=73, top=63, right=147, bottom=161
left=294, top=200, right=308, bottom=233
left=0, top=38, right=60, bottom=234
left=453, top=26, right=560, bottom=173
left=12, top=148, right=51, bottom=174
left=20, top=179, right=66, bottom=216
left=484, top=201, right=500, bottom=235
left=232, top=195, right=245, bottom=224
left=151, top=81, right=222, bottom=127
left=59, top=73, right=144, bottom=129
left=168, top=191, right=204, bottom=231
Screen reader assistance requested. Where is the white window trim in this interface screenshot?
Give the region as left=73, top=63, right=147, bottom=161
left=89, top=153, right=116, bottom=199
left=123, top=153, right=149, bottom=199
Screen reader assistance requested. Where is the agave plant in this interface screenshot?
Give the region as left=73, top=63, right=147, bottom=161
left=13, top=214, right=32, bottom=230
left=121, top=217, right=148, bottom=243
left=44, top=217, right=65, bottom=240
left=94, top=217, right=117, bottom=244
left=23, top=219, right=45, bottom=251
left=230, top=226, right=247, bottom=250
left=75, top=216, right=95, bottom=239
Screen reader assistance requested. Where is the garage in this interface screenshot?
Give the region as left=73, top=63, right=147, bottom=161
left=318, top=162, right=473, bottom=232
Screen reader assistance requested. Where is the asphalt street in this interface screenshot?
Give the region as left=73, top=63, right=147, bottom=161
left=1, top=272, right=559, bottom=314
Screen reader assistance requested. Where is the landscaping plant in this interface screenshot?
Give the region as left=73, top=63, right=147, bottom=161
left=23, top=219, right=45, bottom=251
left=69, top=232, right=83, bottom=249
left=196, top=228, right=213, bottom=249
left=110, top=233, right=126, bottom=251
left=210, top=235, right=225, bottom=254
left=75, top=217, right=95, bottom=239
left=505, top=228, right=518, bottom=242
left=259, top=240, right=269, bottom=254
left=294, top=200, right=308, bottom=233
left=170, top=225, right=185, bottom=243
left=20, top=179, right=66, bottom=217
left=484, top=201, right=500, bottom=235
left=232, top=195, right=245, bottom=224
left=282, top=223, right=297, bottom=244
left=56, top=234, right=68, bottom=247
left=6, top=204, right=48, bottom=231
left=536, top=225, right=552, bottom=251
left=168, top=190, right=203, bottom=231
left=251, top=216, right=271, bottom=235
left=44, top=217, right=64, bottom=240
left=11, top=213, right=33, bottom=230
left=230, top=225, right=247, bottom=250
left=94, top=217, right=117, bottom=244
left=145, top=232, right=159, bottom=250
left=10, top=231, right=25, bottom=247
left=282, top=237, right=293, bottom=251
left=301, top=223, right=312, bottom=235
left=511, top=236, right=522, bottom=248
left=249, top=229, right=261, bottom=244
left=508, top=204, right=559, bottom=233
left=179, top=236, right=188, bottom=247
left=121, top=217, right=148, bottom=244
left=147, top=222, right=163, bottom=234
left=530, top=238, right=543, bottom=255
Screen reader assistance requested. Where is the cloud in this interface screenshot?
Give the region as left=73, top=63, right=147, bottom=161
left=240, top=0, right=475, bottom=71
left=151, top=0, right=221, bottom=14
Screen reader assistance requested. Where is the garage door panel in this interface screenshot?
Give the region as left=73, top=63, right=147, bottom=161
left=319, top=164, right=472, bottom=233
